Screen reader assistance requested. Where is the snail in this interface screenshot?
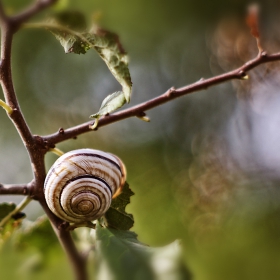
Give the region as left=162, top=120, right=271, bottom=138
left=44, top=148, right=126, bottom=223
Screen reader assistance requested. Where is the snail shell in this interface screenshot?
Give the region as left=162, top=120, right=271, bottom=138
left=44, top=148, right=126, bottom=223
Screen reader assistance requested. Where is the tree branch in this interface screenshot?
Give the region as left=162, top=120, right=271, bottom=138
left=0, top=182, right=32, bottom=195
left=43, top=51, right=280, bottom=145
left=0, top=1, right=7, bottom=24
left=0, top=1, right=88, bottom=279
left=12, top=0, right=58, bottom=26
left=0, top=24, right=34, bottom=145
left=39, top=199, right=87, bottom=280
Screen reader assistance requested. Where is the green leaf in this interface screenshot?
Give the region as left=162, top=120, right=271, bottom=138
left=46, top=10, right=132, bottom=116
left=89, top=27, right=132, bottom=103
left=103, top=182, right=134, bottom=230
left=90, top=91, right=126, bottom=119
left=47, top=11, right=89, bottom=54
left=0, top=202, right=26, bottom=224
left=0, top=203, right=16, bottom=220
left=95, top=225, right=191, bottom=280
left=0, top=203, right=25, bottom=248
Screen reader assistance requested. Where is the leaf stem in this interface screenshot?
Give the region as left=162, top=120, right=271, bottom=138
left=23, top=22, right=95, bottom=49
left=89, top=118, right=99, bottom=130
left=0, top=99, right=13, bottom=114
left=49, top=147, right=64, bottom=156
left=0, top=196, right=32, bottom=228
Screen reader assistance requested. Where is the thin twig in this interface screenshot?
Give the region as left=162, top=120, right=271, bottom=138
left=43, top=51, right=280, bottom=145
left=12, top=0, right=58, bottom=26
left=39, top=199, right=88, bottom=280
left=0, top=183, right=31, bottom=195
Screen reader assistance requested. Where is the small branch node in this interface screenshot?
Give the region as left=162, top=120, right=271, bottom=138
left=261, top=51, right=267, bottom=57
left=43, top=139, right=54, bottom=149
left=238, top=70, right=245, bottom=76
left=238, top=70, right=249, bottom=80
left=58, top=127, right=65, bottom=134
left=166, top=86, right=176, bottom=97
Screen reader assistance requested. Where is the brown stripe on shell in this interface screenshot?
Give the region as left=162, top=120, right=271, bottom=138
left=44, top=149, right=126, bottom=223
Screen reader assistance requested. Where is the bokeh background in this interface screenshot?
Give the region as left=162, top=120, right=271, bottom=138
left=1, top=0, right=280, bottom=279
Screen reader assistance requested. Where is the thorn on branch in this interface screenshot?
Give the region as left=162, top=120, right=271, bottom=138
left=196, top=77, right=205, bottom=83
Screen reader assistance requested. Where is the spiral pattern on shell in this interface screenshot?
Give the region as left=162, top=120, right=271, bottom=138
left=44, top=149, right=126, bottom=223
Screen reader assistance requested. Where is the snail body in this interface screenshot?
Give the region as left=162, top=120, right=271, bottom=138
left=44, top=149, right=126, bottom=223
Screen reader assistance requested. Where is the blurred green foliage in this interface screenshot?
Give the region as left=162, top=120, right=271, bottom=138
left=1, top=0, right=280, bottom=279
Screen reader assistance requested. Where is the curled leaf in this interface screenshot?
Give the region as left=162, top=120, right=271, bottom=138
left=91, top=27, right=132, bottom=103
left=90, top=91, right=126, bottom=119
left=45, top=10, right=132, bottom=116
